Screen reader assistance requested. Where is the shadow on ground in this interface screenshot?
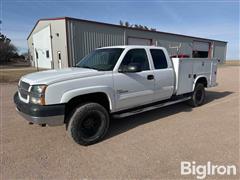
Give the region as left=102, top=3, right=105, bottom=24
left=106, top=91, right=233, bottom=140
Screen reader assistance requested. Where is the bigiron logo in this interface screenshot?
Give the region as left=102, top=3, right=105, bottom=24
left=181, top=161, right=237, bottom=179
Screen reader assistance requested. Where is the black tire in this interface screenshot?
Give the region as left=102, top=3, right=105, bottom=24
left=188, top=83, right=205, bottom=107
left=67, top=103, right=109, bottom=146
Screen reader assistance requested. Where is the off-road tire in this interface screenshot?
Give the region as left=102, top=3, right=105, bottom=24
left=67, top=103, right=109, bottom=146
left=188, top=83, right=205, bottom=107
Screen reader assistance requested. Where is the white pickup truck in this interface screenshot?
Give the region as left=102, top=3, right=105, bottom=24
left=14, top=45, right=218, bottom=145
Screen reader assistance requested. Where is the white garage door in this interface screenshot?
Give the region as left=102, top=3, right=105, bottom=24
left=128, top=37, right=151, bottom=45
left=33, top=26, right=52, bottom=69
left=193, top=41, right=209, bottom=51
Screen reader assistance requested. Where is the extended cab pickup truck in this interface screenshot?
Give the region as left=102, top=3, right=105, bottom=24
left=14, top=46, right=218, bottom=145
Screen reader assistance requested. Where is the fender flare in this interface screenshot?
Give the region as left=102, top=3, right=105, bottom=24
left=192, top=75, right=208, bottom=91
left=60, top=86, right=115, bottom=111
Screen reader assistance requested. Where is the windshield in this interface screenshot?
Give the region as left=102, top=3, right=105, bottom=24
left=76, top=48, right=124, bottom=71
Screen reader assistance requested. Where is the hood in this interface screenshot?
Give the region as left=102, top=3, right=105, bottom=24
left=21, top=68, right=105, bottom=85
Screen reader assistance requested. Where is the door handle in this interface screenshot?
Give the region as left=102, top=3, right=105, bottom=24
left=147, top=75, right=154, bottom=80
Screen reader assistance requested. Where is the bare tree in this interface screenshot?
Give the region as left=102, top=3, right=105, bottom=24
left=0, top=33, right=18, bottom=63
left=134, top=24, right=139, bottom=28
left=144, top=26, right=149, bottom=30
left=150, top=28, right=156, bottom=31
left=119, top=20, right=124, bottom=26
left=119, top=20, right=156, bottom=31
left=124, top=21, right=130, bottom=27
left=138, top=24, right=143, bottom=29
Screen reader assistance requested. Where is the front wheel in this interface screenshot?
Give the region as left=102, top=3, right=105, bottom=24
left=67, top=103, right=109, bottom=146
left=188, top=83, right=205, bottom=107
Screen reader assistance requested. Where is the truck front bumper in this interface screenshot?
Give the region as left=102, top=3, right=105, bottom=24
left=14, top=92, right=65, bottom=126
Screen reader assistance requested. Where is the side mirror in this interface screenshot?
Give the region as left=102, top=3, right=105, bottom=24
left=119, top=63, right=141, bottom=73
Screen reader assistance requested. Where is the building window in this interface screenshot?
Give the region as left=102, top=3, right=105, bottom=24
left=46, top=50, right=49, bottom=58
left=36, top=51, right=38, bottom=59
left=150, top=49, right=168, bottom=69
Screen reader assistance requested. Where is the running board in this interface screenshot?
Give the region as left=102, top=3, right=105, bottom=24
left=113, top=97, right=191, bottom=118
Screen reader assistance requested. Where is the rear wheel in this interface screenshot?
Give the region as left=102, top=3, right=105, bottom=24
left=67, top=103, right=109, bottom=145
left=188, top=83, right=205, bottom=107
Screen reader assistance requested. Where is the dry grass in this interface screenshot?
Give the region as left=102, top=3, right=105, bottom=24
left=225, top=60, right=240, bottom=66
left=0, top=67, right=37, bottom=83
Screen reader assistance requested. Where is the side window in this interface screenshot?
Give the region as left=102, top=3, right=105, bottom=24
left=150, top=49, right=168, bottom=69
left=120, top=49, right=149, bottom=71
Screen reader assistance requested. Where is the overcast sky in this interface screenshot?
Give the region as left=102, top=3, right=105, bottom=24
left=1, top=0, right=239, bottom=60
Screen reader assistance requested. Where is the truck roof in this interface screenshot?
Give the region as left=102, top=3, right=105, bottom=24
left=98, top=45, right=166, bottom=50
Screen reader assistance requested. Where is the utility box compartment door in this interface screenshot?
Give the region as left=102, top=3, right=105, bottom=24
left=172, top=58, right=218, bottom=95
left=210, top=60, right=218, bottom=86
left=178, top=59, right=193, bottom=95
left=192, top=59, right=211, bottom=75
left=172, top=58, right=193, bottom=95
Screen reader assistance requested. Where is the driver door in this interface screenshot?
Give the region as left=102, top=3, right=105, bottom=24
left=113, top=48, right=155, bottom=111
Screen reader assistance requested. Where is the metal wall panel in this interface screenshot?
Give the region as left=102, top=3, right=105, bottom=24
left=65, top=19, right=227, bottom=66
left=67, top=20, right=124, bottom=65
left=156, top=40, right=193, bottom=57
left=128, top=37, right=151, bottom=45
left=125, top=28, right=197, bottom=58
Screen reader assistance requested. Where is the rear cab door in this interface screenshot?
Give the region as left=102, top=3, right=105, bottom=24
left=113, top=47, right=155, bottom=111
left=147, top=47, right=175, bottom=101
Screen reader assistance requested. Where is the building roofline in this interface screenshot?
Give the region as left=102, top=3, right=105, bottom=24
left=27, top=16, right=228, bottom=43
left=27, top=17, right=66, bottom=40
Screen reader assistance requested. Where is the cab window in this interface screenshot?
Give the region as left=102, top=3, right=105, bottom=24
left=120, top=49, right=150, bottom=71
left=150, top=49, right=168, bottom=69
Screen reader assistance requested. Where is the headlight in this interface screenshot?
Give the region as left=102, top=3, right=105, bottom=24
left=30, top=96, right=44, bottom=105
left=30, top=85, right=47, bottom=105
left=31, top=85, right=47, bottom=94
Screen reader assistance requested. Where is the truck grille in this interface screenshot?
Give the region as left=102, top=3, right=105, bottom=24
left=18, top=81, right=30, bottom=100
left=20, top=81, right=30, bottom=90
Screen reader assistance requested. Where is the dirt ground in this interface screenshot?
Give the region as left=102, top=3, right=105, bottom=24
left=1, top=66, right=239, bottom=179
left=0, top=67, right=37, bottom=83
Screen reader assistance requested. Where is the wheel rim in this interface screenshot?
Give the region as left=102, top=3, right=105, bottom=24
left=196, top=89, right=203, bottom=103
left=80, top=112, right=102, bottom=139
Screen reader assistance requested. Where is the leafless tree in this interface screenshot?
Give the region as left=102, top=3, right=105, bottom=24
left=119, top=20, right=156, bottom=31
left=119, top=20, right=124, bottom=26
left=0, top=33, right=18, bottom=63
left=124, top=21, right=130, bottom=27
